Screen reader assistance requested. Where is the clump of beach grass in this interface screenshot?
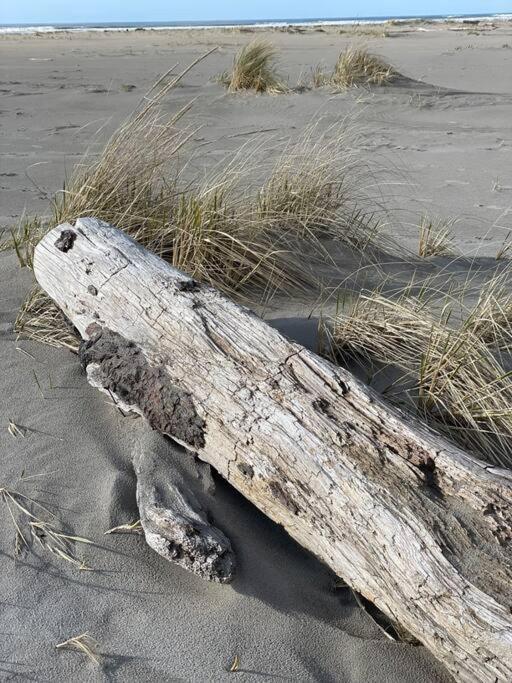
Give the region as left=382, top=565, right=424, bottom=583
left=330, top=282, right=512, bottom=468
left=256, top=122, right=384, bottom=251
left=339, top=25, right=390, bottom=38
left=6, top=57, right=206, bottom=271
left=10, top=56, right=391, bottom=350
left=309, top=64, right=329, bottom=88
left=147, top=165, right=305, bottom=295
left=219, top=40, right=288, bottom=93
left=50, top=74, right=194, bottom=246
left=15, top=286, right=80, bottom=351
left=465, top=268, right=512, bottom=351
left=331, top=46, right=397, bottom=89
left=0, top=215, right=44, bottom=269
left=418, top=215, right=456, bottom=257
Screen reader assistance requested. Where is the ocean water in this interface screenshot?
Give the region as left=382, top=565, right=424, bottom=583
left=1, top=13, right=511, bottom=34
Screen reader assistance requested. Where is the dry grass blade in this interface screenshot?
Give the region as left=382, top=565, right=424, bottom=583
left=418, top=215, right=456, bottom=257
left=104, top=519, right=143, bottom=535
left=331, top=46, right=397, bottom=89
left=331, top=285, right=512, bottom=467
left=56, top=633, right=101, bottom=665
left=8, top=419, right=26, bottom=438
left=0, top=486, right=92, bottom=569
left=219, top=40, right=288, bottom=93
left=496, top=233, right=512, bottom=260
left=351, top=590, right=398, bottom=641
left=229, top=655, right=241, bottom=672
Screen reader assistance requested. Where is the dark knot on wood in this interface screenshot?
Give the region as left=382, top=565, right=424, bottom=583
left=54, top=229, right=77, bottom=252
left=176, top=278, right=199, bottom=292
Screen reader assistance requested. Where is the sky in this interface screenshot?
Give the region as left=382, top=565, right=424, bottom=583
left=1, top=1, right=511, bottom=25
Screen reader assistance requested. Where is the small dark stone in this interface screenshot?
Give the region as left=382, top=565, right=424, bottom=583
left=54, top=229, right=77, bottom=252
left=87, top=284, right=98, bottom=296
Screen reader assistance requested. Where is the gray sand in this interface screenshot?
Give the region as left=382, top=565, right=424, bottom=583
left=1, top=20, right=511, bottom=681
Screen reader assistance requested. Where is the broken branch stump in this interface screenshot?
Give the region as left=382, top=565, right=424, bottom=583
left=34, top=218, right=512, bottom=682
left=133, top=432, right=235, bottom=583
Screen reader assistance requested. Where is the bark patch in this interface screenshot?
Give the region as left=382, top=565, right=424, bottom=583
left=80, top=325, right=205, bottom=448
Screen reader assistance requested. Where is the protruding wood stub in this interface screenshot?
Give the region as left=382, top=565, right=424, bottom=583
left=134, top=439, right=236, bottom=583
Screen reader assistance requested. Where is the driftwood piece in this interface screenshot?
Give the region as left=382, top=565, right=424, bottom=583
left=133, top=431, right=235, bottom=583
left=34, top=218, right=512, bottom=682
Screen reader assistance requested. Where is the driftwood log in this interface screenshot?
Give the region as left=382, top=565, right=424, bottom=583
left=34, top=218, right=512, bottom=682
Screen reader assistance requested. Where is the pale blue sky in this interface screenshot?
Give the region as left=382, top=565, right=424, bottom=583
left=1, top=1, right=510, bottom=25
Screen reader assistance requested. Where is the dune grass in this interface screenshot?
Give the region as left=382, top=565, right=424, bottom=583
left=339, top=25, right=390, bottom=38
left=15, top=286, right=80, bottom=351
left=256, top=123, right=383, bottom=250
left=10, top=57, right=386, bottom=350
left=219, top=40, right=288, bottom=93
left=308, top=64, right=329, bottom=88
left=331, top=46, right=397, bottom=89
left=2, top=57, right=202, bottom=269
left=465, top=269, right=512, bottom=351
left=0, top=216, right=44, bottom=269
left=418, top=215, right=456, bottom=257
left=49, top=71, right=195, bottom=246
left=329, top=279, right=512, bottom=468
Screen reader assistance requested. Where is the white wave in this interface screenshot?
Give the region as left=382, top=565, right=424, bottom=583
left=0, top=14, right=511, bottom=35
left=0, top=25, right=59, bottom=34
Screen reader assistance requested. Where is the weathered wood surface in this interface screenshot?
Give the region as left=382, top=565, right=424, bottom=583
left=34, top=218, right=512, bottom=682
left=134, top=439, right=235, bottom=583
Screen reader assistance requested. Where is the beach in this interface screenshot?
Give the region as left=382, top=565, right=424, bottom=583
left=1, top=19, right=512, bottom=681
